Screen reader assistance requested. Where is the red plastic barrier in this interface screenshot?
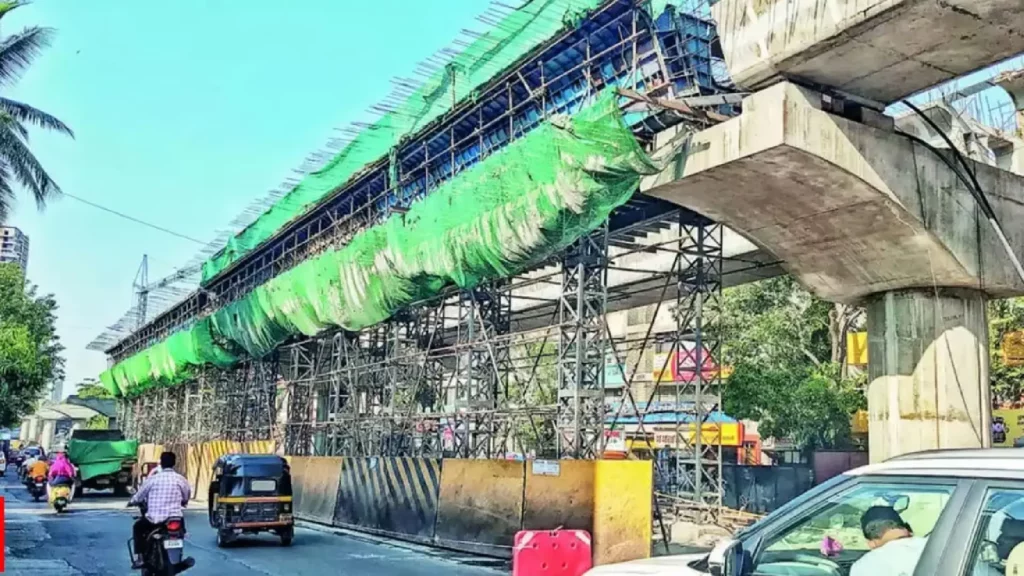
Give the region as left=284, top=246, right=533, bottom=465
left=513, top=529, right=593, bottom=576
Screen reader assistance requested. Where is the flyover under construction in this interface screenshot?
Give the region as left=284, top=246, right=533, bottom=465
left=91, top=0, right=1024, bottom=535
left=95, top=0, right=746, bottom=517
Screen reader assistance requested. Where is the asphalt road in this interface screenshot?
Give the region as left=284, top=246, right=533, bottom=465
left=1, top=468, right=507, bottom=575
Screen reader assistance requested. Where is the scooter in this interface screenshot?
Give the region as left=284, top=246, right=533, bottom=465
left=49, top=482, right=72, bottom=513
left=28, top=475, right=46, bottom=502
left=127, top=502, right=195, bottom=576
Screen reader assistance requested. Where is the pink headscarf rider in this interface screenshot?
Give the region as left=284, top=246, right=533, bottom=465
left=49, top=452, right=75, bottom=481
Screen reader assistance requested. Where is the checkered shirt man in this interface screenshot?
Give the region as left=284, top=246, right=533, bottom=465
left=130, top=467, right=191, bottom=523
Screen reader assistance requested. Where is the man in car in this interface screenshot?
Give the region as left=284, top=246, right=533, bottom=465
left=851, top=506, right=1000, bottom=576
left=849, top=506, right=923, bottom=576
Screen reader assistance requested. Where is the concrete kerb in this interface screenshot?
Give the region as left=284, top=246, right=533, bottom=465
left=293, top=519, right=510, bottom=570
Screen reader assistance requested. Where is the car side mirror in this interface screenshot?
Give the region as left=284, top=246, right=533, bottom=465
left=709, top=538, right=743, bottom=576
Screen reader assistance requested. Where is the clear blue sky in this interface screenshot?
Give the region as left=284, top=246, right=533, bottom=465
left=6, top=0, right=490, bottom=393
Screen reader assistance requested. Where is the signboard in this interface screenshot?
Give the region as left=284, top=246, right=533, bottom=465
left=646, top=422, right=744, bottom=447
left=531, top=460, right=561, bottom=476
left=604, top=354, right=626, bottom=388
left=851, top=409, right=869, bottom=435
left=604, top=429, right=626, bottom=452
left=993, top=408, right=1024, bottom=447
left=1003, top=331, right=1024, bottom=367
left=652, top=345, right=730, bottom=383
left=847, top=332, right=868, bottom=366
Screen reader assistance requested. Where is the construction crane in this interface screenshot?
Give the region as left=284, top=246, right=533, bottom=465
left=132, top=255, right=202, bottom=330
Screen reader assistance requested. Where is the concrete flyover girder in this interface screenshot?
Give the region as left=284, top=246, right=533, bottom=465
left=712, top=0, right=1024, bottom=104
left=641, top=82, right=1024, bottom=305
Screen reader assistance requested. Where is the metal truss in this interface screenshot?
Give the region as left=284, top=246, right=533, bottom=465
left=122, top=358, right=280, bottom=445
left=672, top=217, right=724, bottom=519
left=557, top=226, right=610, bottom=459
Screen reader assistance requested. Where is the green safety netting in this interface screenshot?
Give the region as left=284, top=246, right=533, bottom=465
left=102, top=90, right=659, bottom=397
left=67, top=438, right=139, bottom=482
left=200, top=0, right=622, bottom=283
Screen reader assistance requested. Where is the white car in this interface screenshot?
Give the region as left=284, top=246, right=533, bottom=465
left=0, top=451, right=5, bottom=475
left=586, top=449, right=1024, bottom=576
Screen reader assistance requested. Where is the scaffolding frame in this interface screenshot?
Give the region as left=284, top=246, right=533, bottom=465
left=121, top=209, right=732, bottom=520
left=113, top=0, right=735, bottom=522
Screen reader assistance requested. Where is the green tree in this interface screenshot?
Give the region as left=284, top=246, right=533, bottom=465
left=85, top=415, right=109, bottom=429
left=75, top=379, right=113, bottom=399
left=989, top=297, right=1024, bottom=406
left=506, top=339, right=558, bottom=457
left=0, top=263, right=63, bottom=426
left=720, top=276, right=866, bottom=452
left=0, top=1, right=73, bottom=221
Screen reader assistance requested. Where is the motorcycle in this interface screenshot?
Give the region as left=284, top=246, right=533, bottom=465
left=127, top=502, right=195, bottom=576
left=49, top=482, right=72, bottom=513
left=28, top=475, right=46, bottom=502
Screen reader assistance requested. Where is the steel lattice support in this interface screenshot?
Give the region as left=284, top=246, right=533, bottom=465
left=672, top=217, right=724, bottom=520
left=557, top=225, right=610, bottom=459
left=115, top=207, right=732, bottom=527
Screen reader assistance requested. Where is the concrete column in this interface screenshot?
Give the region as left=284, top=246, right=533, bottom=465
left=866, top=289, right=991, bottom=462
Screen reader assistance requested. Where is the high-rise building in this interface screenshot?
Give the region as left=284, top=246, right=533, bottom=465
left=0, top=226, right=29, bottom=271
left=49, top=380, right=63, bottom=403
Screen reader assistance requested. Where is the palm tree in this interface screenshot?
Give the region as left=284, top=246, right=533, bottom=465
left=0, top=1, right=72, bottom=222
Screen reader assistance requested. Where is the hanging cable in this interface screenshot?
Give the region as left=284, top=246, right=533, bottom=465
left=62, top=192, right=207, bottom=245
left=899, top=100, right=1024, bottom=285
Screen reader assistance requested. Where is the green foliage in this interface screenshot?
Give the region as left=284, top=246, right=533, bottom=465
left=85, top=415, right=109, bottom=430
left=725, top=363, right=865, bottom=451
left=989, top=298, right=1024, bottom=406
left=76, top=381, right=113, bottom=399
left=0, top=1, right=73, bottom=221
left=0, top=263, right=64, bottom=426
left=720, top=276, right=834, bottom=371
left=720, top=276, right=865, bottom=451
left=506, top=339, right=558, bottom=457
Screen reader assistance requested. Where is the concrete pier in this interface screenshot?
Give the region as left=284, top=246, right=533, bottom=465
left=866, top=289, right=990, bottom=461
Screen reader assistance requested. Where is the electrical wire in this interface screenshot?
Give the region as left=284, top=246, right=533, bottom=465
left=898, top=100, right=1024, bottom=285
left=61, top=192, right=207, bottom=245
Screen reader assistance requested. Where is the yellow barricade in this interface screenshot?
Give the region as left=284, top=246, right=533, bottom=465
left=593, top=460, right=652, bottom=566
left=290, top=456, right=343, bottom=525
left=434, top=459, right=524, bottom=557
left=523, top=460, right=595, bottom=532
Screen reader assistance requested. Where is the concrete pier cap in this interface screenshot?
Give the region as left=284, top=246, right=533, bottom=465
left=642, top=82, right=1024, bottom=305
left=642, top=83, right=1024, bottom=459
left=711, top=0, right=1024, bottom=104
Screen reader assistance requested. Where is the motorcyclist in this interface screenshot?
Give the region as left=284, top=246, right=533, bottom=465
left=128, top=451, right=191, bottom=568
left=47, top=451, right=76, bottom=503
left=20, top=452, right=38, bottom=480
left=26, top=455, right=48, bottom=483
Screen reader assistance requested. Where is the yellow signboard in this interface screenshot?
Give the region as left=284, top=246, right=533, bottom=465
left=642, top=422, right=744, bottom=448
left=851, top=410, right=869, bottom=434
left=993, top=408, right=1024, bottom=448
left=847, top=332, right=868, bottom=366
left=1003, top=331, right=1024, bottom=367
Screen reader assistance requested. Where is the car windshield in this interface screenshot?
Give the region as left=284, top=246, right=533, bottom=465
left=735, top=473, right=854, bottom=538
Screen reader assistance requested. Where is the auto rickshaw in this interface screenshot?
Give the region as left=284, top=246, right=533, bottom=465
left=207, top=454, right=293, bottom=547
